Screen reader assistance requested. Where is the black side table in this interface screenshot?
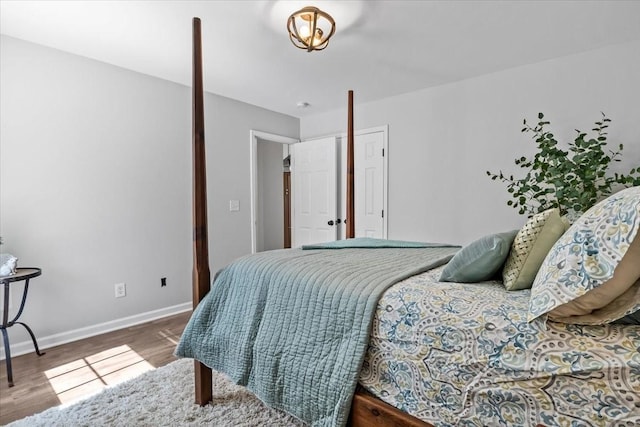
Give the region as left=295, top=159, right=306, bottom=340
left=1, top=267, right=45, bottom=387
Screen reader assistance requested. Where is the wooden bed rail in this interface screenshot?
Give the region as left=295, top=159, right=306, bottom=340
left=192, top=16, right=212, bottom=406
left=350, top=387, right=434, bottom=427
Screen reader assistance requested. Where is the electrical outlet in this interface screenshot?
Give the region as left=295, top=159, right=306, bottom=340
left=161, top=277, right=167, bottom=287
left=115, top=283, right=126, bottom=298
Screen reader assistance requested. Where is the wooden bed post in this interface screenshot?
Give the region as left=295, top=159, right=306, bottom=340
left=192, top=17, right=213, bottom=406
left=346, top=90, right=355, bottom=239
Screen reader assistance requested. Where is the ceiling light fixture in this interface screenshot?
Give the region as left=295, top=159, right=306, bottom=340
left=287, top=6, right=335, bottom=52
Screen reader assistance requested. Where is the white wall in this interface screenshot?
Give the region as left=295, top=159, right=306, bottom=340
left=301, top=40, right=640, bottom=246
left=0, top=35, right=298, bottom=355
left=204, top=98, right=298, bottom=270
left=256, top=140, right=285, bottom=252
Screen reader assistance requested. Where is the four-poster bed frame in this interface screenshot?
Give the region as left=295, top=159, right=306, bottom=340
left=190, top=18, right=432, bottom=427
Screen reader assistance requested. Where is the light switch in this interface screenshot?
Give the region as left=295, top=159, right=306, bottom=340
left=229, top=200, right=240, bottom=211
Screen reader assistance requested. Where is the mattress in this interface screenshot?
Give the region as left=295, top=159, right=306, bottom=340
left=359, top=266, right=640, bottom=426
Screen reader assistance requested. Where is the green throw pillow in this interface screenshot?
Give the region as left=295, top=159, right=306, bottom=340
left=503, top=208, right=566, bottom=291
left=439, top=230, right=519, bottom=283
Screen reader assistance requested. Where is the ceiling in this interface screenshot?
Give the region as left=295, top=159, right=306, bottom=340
left=2, top=1, right=640, bottom=118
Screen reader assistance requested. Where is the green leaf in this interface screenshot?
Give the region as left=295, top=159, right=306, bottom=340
left=488, top=112, right=634, bottom=218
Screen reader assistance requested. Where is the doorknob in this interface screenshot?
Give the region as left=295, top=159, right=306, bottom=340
left=328, top=220, right=335, bottom=226
left=336, top=219, right=342, bottom=224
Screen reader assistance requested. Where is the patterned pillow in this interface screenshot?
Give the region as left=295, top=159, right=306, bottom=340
left=502, top=208, right=566, bottom=291
left=528, top=186, right=640, bottom=324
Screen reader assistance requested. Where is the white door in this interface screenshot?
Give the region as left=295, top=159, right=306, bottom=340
left=291, top=137, right=338, bottom=247
left=355, top=131, right=385, bottom=238
left=339, top=129, right=387, bottom=239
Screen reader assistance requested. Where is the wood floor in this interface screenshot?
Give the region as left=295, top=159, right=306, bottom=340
left=0, top=311, right=190, bottom=425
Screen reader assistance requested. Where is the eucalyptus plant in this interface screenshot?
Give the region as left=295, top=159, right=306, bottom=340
left=487, top=113, right=640, bottom=218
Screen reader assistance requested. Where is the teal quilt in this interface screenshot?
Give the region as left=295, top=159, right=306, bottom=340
left=301, top=237, right=454, bottom=249
left=176, top=245, right=458, bottom=426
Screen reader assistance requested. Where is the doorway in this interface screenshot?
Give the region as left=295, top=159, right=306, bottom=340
left=250, top=130, right=298, bottom=253
left=291, top=126, right=389, bottom=246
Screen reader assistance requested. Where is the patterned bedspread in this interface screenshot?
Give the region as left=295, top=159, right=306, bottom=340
left=359, top=266, right=640, bottom=426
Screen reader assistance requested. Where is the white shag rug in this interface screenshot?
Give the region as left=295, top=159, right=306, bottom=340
left=7, top=358, right=305, bottom=427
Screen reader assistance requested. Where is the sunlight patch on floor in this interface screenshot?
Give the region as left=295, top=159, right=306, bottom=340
left=158, top=329, right=180, bottom=346
left=44, top=345, right=155, bottom=405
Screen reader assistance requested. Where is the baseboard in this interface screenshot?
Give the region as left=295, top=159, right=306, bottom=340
left=0, top=302, right=192, bottom=360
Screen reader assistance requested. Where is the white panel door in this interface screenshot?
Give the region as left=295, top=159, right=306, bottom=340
left=355, top=131, right=384, bottom=238
left=291, top=137, right=338, bottom=247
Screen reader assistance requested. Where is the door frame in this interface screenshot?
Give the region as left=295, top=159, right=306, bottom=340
left=283, top=171, right=291, bottom=248
left=249, top=130, right=299, bottom=254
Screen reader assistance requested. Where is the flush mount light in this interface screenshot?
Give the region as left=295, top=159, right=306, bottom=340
left=287, top=6, right=335, bottom=52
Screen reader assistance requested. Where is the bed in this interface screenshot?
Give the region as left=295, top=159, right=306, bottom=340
left=360, top=265, right=640, bottom=426
left=178, top=18, right=640, bottom=427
